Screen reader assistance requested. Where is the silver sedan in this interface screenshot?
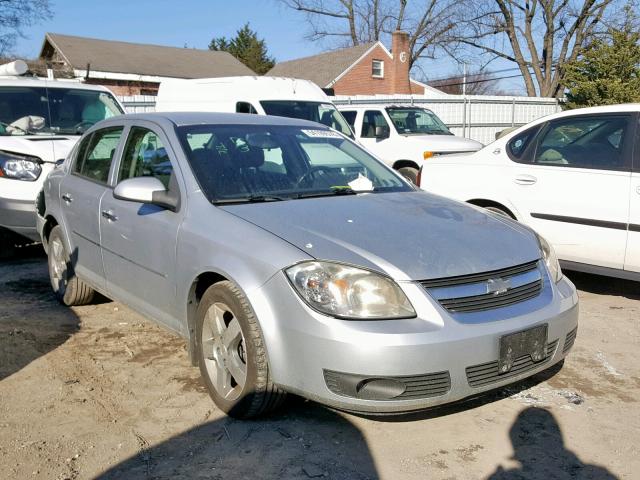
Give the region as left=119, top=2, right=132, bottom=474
left=37, top=112, right=578, bottom=418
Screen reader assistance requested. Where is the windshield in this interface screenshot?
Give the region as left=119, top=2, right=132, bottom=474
left=260, top=100, right=354, bottom=138
left=386, top=107, right=452, bottom=135
left=0, top=86, right=123, bottom=136
left=177, top=124, right=411, bottom=204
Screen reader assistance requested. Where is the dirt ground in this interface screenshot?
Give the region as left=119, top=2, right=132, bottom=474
left=1, top=249, right=639, bottom=480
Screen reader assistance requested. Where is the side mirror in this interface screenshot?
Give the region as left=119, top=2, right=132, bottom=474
left=113, top=177, right=179, bottom=212
left=55, top=158, right=65, bottom=167
left=375, top=125, right=390, bottom=139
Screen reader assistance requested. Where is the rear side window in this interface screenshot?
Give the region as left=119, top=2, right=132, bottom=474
left=118, top=127, right=173, bottom=188
left=72, top=127, right=123, bottom=183
left=507, top=126, right=540, bottom=162
left=341, top=110, right=357, bottom=129
left=236, top=102, right=257, bottom=114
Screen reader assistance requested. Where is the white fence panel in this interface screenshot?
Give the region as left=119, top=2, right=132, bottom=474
left=119, top=95, right=156, bottom=113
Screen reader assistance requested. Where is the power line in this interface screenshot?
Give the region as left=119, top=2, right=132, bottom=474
left=424, top=66, right=523, bottom=84
left=431, top=73, right=523, bottom=88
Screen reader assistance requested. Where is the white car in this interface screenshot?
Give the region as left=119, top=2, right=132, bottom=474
left=0, top=62, right=124, bottom=247
left=337, top=105, right=483, bottom=182
left=419, top=104, right=640, bottom=281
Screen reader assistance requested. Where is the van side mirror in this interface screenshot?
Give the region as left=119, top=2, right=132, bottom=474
left=375, top=125, right=390, bottom=139
left=113, top=177, right=179, bottom=212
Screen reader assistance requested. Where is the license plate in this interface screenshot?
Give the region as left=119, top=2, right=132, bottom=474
left=498, top=324, right=548, bottom=374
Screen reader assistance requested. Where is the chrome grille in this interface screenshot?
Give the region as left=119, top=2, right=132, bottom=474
left=421, top=260, right=543, bottom=314
left=466, top=339, right=559, bottom=388
left=563, top=327, right=578, bottom=353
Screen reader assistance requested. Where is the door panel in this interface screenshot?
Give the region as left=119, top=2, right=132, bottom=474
left=508, top=114, right=633, bottom=269
left=59, top=127, right=123, bottom=289
left=625, top=168, right=640, bottom=273
left=100, top=125, right=183, bottom=331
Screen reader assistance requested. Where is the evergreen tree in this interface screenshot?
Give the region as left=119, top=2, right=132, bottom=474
left=564, top=13, right=640, bottom=109
left=209, top=23, right=275, bottom=75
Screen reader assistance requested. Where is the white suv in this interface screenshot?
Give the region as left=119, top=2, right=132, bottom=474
left=419, top=104, right=640, bottom=281
left=337, top=105, right=482, bottom=182
left=0, top=64, right=123, bottom=248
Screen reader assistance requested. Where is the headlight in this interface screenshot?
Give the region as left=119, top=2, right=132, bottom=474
left=0, top=151, right=42, bottom=181
left=536, top=233, right=562, bottom=283
left=285, top=261, right=416, bottom=319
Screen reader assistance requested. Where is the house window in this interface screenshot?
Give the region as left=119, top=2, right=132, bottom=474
left=372, top=60, right=384, bottom=78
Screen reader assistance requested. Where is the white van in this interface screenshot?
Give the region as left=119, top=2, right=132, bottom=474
left=156, top=76, right=354, bottom=139
left=0, top=61, right=124, bottom=250
left=337, top=104, right=483, bottom=182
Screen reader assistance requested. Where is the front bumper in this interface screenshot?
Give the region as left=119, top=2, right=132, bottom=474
left=250, top=271, right=579, bottom=414
left=0, top=195, right=38, bottom=241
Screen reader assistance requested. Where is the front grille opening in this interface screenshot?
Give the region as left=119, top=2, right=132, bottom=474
left=421, top=260, right=543, bottom=314
left=563, top=327, right=578, bottom=353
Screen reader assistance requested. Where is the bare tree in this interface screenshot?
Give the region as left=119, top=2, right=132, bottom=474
left=427, top=69, right=500, bottom=95
left=281, top=0, right=463, bottom=67
left=457, top=0, right=620, bottom=97
left=0, top=0, right=52, bottom=55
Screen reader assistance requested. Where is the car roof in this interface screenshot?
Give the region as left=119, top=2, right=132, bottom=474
left=111, top=111, right=332, bottom=129
left=0, top=77, right=114, bottom=93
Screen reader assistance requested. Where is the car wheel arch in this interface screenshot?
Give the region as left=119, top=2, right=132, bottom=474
left=467, top=199, right=518, bottom=220
left=392, top=159, right=419, bottom=171
left=42, top=215, right=60, bottom=253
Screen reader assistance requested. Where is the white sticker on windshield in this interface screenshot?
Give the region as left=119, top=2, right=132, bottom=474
left=348, top=173, right=374, bottom=192
left=301, top=129, right=343, bottom=139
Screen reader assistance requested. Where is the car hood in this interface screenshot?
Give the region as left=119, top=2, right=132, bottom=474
left=0, top=135, right=78, bottom=163
left=399, top=134, right=483, bottom=153
left=221, top=191, right=541, bottom=281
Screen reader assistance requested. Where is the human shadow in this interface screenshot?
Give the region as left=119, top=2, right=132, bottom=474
left=0, top=252, right=81, bottom=380
left=487, top=407, right=618, bottom=479
left=564, top=269, right=640, bottom=301
left=96, top=398, right=378, bottom=480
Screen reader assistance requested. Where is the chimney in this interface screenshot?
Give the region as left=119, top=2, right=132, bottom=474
left=391, top=30, right=411, bottom=94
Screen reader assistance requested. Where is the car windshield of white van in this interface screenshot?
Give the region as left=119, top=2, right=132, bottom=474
left=0, top=86, right=123, bottom=136
left=260, top=101, right=354, bottom=138
left=177, top=124, right=411, bottom=204
left=386, top=107, right=452, bottom=136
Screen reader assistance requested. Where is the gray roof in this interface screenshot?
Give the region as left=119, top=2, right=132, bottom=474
left=267, top=43, right=376, bottom=87
left=40, top=33, right=255, bottom=78
left=99, top=111, right=328, bottom=128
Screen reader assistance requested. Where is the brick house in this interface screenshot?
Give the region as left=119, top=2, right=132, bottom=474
left=268, top=31, right=441, bottom=96
left=38, top=33, right=254, bottom=96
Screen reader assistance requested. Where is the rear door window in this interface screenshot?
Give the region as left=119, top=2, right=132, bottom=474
left=361, top=110, right=389, bottom=138
left=340, top=110, right=357, bottom=129
left=534, top=115, right=632, bottom=170
left=73, top=126, right=123, bottom=183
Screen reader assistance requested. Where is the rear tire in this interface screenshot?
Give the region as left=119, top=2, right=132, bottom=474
left=196, top=281, right=286, bottom=418
left=398, top=166, right=419, bottom=184
left=47, top=225, right=95, bottom=306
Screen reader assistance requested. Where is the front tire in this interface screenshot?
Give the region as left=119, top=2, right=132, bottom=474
left=47, top=225, right=95, bottom=306
left=397, top=166, right=419, bottom=184
left=196, top=281, right=286, bottom=418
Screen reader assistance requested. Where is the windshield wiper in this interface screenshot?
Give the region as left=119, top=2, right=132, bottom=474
left=213, top=195, right=286, bottom=205
left=295, top=187, right=359, bottom=199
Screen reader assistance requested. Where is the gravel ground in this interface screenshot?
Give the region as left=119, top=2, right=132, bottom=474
left=0, top=250, right=638, bottom=480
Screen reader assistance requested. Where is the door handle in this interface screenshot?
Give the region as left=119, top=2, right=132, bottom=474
left=61, top=193, right=73, bottom=203
left=514, top=174, right=537, bottom=185
left=636, top=186, right=640, bottom=195
left=101, top=210, right=118, bottom=222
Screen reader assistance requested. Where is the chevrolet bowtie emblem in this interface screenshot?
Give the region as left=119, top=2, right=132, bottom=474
left=487, top=277, right=511, bottom=295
